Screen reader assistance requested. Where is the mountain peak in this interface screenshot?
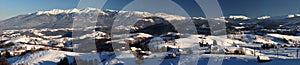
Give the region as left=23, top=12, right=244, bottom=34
left=229, top=15, right=250, bottom=20
left=257, top=16, right=271, bottom=20
left=36, top=7, right=106, bottom=15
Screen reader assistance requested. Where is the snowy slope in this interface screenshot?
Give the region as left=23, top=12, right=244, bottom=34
left=268, top=34, right=300, bottom=41
left=9, top=50, right=80, bottom=65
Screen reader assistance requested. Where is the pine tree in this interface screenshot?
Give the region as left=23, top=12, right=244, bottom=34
left=58, top=57, right=69, bottom=65
left=4, top=50, right=11, bottom=58
left=213, top=40, right=218, bottom=46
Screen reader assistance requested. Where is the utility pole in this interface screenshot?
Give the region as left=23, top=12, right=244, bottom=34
left=275, top=45, right=278, bottom=58
left=297, top=49, right=299, bottom=58
left=254, top=49, right=256, bottom=56
left=276, top=48, right=279, bottom=58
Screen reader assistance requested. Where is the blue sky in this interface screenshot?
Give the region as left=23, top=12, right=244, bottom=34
left=1, top=0, right=300, bottom=20
left=0, top=0, right=79, bottom=20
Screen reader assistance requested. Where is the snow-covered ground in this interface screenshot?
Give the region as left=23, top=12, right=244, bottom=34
left=8, top=50, right=78, bottom=65
left=268, top=34, right=300, bottom=42
left=2, top=27, right=300, bottom=65
left=7, top=50, right=102, bottom=65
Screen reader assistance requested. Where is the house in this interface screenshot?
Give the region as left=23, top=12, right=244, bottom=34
left=125, top=38, right=135, bottom=44
left=135, top=48, right=151, bottom=56
left=207, top=45, right=225, bottom=54
left=257, top=55, right=271, bottom=62
left=130, top=47, right=138, bottom=51
left=225, top=47, right=245, bottom=55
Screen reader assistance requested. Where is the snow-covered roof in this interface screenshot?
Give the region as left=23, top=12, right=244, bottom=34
left=130, top=33, right=152, bottom=38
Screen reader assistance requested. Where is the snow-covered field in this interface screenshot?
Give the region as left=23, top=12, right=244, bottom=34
left=8, top=50, right=78, bottom=65
left=2, top=28, right=300, bottom=65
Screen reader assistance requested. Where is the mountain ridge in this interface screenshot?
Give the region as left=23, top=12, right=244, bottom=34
left=1, top=7, right=300, bottom=35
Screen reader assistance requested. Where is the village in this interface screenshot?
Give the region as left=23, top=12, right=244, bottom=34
left=1, top=27, right=300, bottom=64
left=118, top=32, right=300, bottom=64
left=0, top=27, right=108, bottom=59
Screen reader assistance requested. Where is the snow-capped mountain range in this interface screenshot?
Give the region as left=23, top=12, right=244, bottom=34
left=35, top=7, right=187, bottom=21
left=36, top=8, right=107, bottom=15
left=1, top=7, right=300, bottom=30
left=0, top=7, right=193, bottom=30
left=33, top=8, right=300, bottom=20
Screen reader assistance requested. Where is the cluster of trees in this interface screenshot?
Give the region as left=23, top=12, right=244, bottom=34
left=58, top=57, right=102, bottom=65
left=261, top=44, right=276, bottom=49
left=57, top=57, right=77, bottom=65
left=0, top=50, right=13, bottom=58
left=0, top=42, right=14, bottom=48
